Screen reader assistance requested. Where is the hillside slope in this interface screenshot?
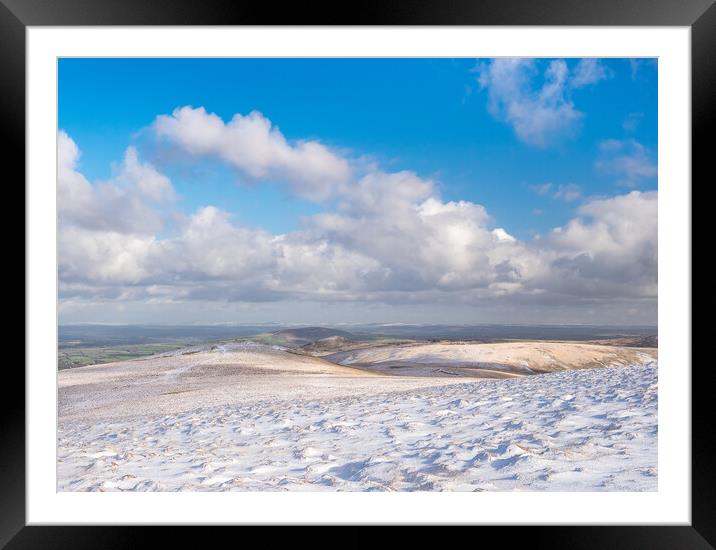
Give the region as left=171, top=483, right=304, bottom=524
left=324, top=341, right=657, bottom=378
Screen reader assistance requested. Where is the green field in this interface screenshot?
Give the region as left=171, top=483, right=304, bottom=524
left=58, top=343, right=187, bottom=370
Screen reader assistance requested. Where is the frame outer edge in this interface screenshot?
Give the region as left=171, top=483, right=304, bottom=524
left=691, top=2, right=716, bottom=547
left=0, top=0, right=714, bottom=26
left=5, top=0, right=711, bottom=544
left=0, top=0, right=27, bottom=549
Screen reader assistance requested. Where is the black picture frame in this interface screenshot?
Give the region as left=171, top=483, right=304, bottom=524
left=5, top=0, right=711, bottom=546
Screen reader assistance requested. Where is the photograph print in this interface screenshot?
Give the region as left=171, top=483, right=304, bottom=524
left=57, top=57, right=658, bottom=492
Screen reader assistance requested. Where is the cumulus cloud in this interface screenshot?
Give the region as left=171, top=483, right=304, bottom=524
left=58, top=131, right=174, bottom=236
left=58, top=133, right=547, bottom=303
left=476, top=59, right=583, bottom=147
left=492, top=228, right=516, bottom=243
left=59, top=225, right=158, bottom=285
left=595, top=138, right=657, bottom=186
left=57, top=129, right=657, bottom=320
left=153, top=106, right=351, bottom=201
left=58, top=131, right=176, bottom=287
left=543, top=191, right=657, bottom=298
left=119, top=147, right=175, bottom=201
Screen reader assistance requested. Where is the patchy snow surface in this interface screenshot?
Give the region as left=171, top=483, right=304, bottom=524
left=57, top=363, right=657, bottom=492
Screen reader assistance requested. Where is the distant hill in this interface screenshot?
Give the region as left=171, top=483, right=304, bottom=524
left=589, top=335, right=658, bottom=348
left=300, top=335, right=356, bottom=353
left=274, top=327, right=354, bottom=342
left=254, top=327, right=356, bottom=347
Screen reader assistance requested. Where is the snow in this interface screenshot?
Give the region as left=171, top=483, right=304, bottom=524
left=324, top=341, right=656, bottom=377
left=57, top=362, right=657, bottom=492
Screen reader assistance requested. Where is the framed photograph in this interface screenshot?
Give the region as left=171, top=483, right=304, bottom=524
left=7, top=0, right=711, bottom=545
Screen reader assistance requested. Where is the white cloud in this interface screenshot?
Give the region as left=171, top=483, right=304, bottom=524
left=58, top=129, right=657, bottom=320
left=570, top=59, right=610, bottom=88
left=57, top=131, right=174, bottom=236
left=622, top=112, right=643, bottom=132
left=531, top=182, right=581, bottom=201
left=119, top=147, right=175, bottom=201
left=59, top=225, right=158, bottom=285
left=154, top=106, right=351, bottom=201
left=492, top=228, right=516, bottom=243
left=476, top=59, right=583, bottom=148
left=542, top=191, right=658, bottom=298
left=552, top=184, right=582, bottom=202
left=58, top=131, right=176, bottom=287
left=595, top=139, right=657, bottom=186
left=307, top=176, right=510, bottom=293
left=628, top=58, right=657, bottom=80
left=532, top=182, right=553, bottom=195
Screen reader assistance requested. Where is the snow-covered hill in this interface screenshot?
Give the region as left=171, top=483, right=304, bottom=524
left=57, top=362, right=657, bottom=492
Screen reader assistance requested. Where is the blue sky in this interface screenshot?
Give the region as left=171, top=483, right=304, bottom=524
left=57, top=58, right=658, bottom=325
left=59, top=58, right=656, bottom=239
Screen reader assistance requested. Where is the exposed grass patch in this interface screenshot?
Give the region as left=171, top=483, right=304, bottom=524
left=58, top=343, right=187, bottom=369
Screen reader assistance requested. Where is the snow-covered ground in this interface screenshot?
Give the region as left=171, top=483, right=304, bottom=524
left=57, top=362, right=657, bottom=492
